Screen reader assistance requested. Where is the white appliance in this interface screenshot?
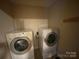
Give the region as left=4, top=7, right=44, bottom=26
left=39, top=28, right=59, bottom=59
left=6, top=31, right=34, bottom=59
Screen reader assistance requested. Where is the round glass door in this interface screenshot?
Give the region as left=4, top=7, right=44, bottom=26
left=14, top=39, right=29, bottom=51
left=10, top=37, right=31, bottom=54
left=45, top=32, right=57, bottom=46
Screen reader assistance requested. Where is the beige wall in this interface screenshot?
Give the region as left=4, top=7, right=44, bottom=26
left=0, top=9, right=15, bottom=59
left=13, top=5, right=48, bottom=32
left=0, top=0, right=14, bottom=17
left=0, top=9, right=15, bottom=42
left=24, top=19, right=48, bottom=34
left=0, top=0, right=14, bottom=59
left=48, top=0, right=79, bottom=58
left=12, top=5, right=48, bottom=19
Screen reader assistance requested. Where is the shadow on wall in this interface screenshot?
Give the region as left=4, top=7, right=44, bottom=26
left=0, top=32, right=12, bottom=59
left=0, top=43, right=11, bottom=59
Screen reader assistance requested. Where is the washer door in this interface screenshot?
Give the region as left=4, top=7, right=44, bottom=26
left=10, top=37, right=32, bottom=54
left=45, top=32, right=57, bottom=46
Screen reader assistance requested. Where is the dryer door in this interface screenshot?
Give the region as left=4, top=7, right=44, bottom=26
left=10, top=37, right=31, bottom=54
left=45, top=32, right=57, bottom=46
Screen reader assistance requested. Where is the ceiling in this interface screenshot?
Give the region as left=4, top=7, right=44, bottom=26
left=11, top=0, right=56, bottom=7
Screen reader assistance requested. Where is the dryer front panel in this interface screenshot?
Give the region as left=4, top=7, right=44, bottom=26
left=45, top=32, right=57, bottom=47
left=39, top=28, right=59, bottom=59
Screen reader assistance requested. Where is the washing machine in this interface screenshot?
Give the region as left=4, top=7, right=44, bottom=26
left=39, top=28, right=59, bottom=59
left=6, top=31, right=34, bottom=59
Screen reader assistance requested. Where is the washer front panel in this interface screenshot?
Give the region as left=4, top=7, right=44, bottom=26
left=10, top=37, right=32, bottom=54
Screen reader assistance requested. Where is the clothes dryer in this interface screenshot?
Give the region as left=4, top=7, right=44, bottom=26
left=39, top=28, right=59, bottom=59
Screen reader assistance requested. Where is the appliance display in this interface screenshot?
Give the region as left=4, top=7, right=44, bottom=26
left=6, top=31, right=34, bottom=59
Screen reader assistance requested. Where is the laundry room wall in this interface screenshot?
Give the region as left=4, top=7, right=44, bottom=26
left=12, top=5, right=48, bottom=19
left=12, top=5, right=48, bottom=30
left=0, top=0, right=14, bottom=17
left=48, top=0, right=79, bottom=58
left=12, top=5, right=48, bottom=49
left=0, top=9, right=15, bottom=59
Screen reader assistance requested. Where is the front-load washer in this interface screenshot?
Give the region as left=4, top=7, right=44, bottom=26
left=6, top=31, right=34, bottom=59
left=39, top=28, right=59, bottom=59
